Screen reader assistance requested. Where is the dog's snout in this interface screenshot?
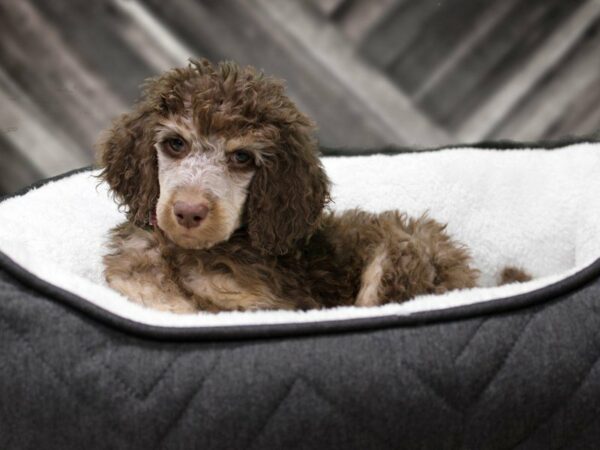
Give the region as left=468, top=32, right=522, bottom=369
left=173, top=201, right=209, bottom=229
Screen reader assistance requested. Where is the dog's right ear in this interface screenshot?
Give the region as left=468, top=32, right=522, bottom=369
left=96, top=107, right=159, bottom=225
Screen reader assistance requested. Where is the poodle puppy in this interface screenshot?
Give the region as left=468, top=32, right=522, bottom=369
left=98, top=59, right=479, bottom=313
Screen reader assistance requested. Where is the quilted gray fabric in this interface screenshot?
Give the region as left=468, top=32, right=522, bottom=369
left=2, top=267, right=600, bottom=449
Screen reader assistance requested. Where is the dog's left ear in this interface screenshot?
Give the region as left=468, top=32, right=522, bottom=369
left=246, top=125, right=330, bottom=255
left=96, top=106, right=159, bottom=226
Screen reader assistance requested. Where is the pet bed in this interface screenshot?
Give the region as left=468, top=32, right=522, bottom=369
left=1, top=141, right=600, bottom=449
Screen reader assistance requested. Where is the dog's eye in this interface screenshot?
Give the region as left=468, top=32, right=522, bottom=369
left=231, top=150, right=252, bottom=165
left=167, top=137, right=186, bottom=153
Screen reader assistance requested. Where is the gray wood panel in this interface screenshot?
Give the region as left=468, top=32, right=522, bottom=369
left=418, top=0, right=580, bottom=128
left=387, top=0, right=499, bottom=94
left=489, top=17, right=600, bottom=141
left=0, top=134, right=42, bottom=194
left=359, top=0, right=441, bottom=69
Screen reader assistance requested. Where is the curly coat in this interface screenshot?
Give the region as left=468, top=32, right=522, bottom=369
left=98, top=59, right=479, bottom=313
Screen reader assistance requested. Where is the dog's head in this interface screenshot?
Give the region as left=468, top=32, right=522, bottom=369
left=97, top=59, right=330, bottom=255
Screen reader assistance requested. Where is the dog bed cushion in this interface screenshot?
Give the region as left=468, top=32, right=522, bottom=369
left=1, top=141, right=600, bottom=449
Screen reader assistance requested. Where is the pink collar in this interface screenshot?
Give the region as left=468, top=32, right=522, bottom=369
left=149, top=210, right=158, bottom=228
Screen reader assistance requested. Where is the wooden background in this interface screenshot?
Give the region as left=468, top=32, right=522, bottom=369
left=1, top=0, right=600, bottom=195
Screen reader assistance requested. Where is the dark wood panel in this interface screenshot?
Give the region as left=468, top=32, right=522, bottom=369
left=565, top=89, right=600, bottom=139
left=489, top=16, right=600, bottom=141
left=417, top=0, right=584, bottom=129
left=0, top=135, right=43, bottom=195
left=359, top=0, right=439, bottom=69
left=546, top=20, right=600, bottom=140
left=387, top=0, right=496, bottom=94
left=306, top=0, right=349, bottom=17
left=334, top=0, right=398, bottom=43
left=29, top=0, right=157, bottom=104
left=0, top=0, right=121, bottom=151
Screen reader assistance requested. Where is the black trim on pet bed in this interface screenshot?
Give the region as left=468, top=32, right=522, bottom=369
left=1, top=138, right=599, bottom=342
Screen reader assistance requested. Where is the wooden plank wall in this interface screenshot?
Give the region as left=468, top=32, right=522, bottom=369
left=310, top=0, right=600, bottom=140
left=1, top=0, right=599, bottom=195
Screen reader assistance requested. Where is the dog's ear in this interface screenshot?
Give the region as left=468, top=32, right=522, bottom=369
left=96, top=107, right=159, bottom=225
left=246, top=125, right=330, bottom=255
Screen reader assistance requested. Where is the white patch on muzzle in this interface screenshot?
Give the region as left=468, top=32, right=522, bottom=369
left=154, top=136, right=255, bottom=247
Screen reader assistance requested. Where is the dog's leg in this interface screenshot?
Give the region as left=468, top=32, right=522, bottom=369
left=355, top=245, right=388, bottom=307
left=107, top=271, right=198, bottom=313
left=104, top=223, right=199, bottom=313
left=499, top=266, right=531, bottom=285
left=355, top=215, right=478, bottom=307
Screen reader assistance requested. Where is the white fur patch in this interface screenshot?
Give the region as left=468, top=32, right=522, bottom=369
left=356, top=246, right=388, bottom=307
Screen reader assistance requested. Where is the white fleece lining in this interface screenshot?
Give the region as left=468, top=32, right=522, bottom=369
left=0, top=144, right=598, bottom=328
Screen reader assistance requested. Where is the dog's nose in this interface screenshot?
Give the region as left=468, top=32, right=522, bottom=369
left=173, top=202, right=209, bottom=229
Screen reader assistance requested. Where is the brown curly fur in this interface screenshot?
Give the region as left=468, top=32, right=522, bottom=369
left=98, top=59, right=479, bottom=313
left=499, top=266, right=532, bottom=285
